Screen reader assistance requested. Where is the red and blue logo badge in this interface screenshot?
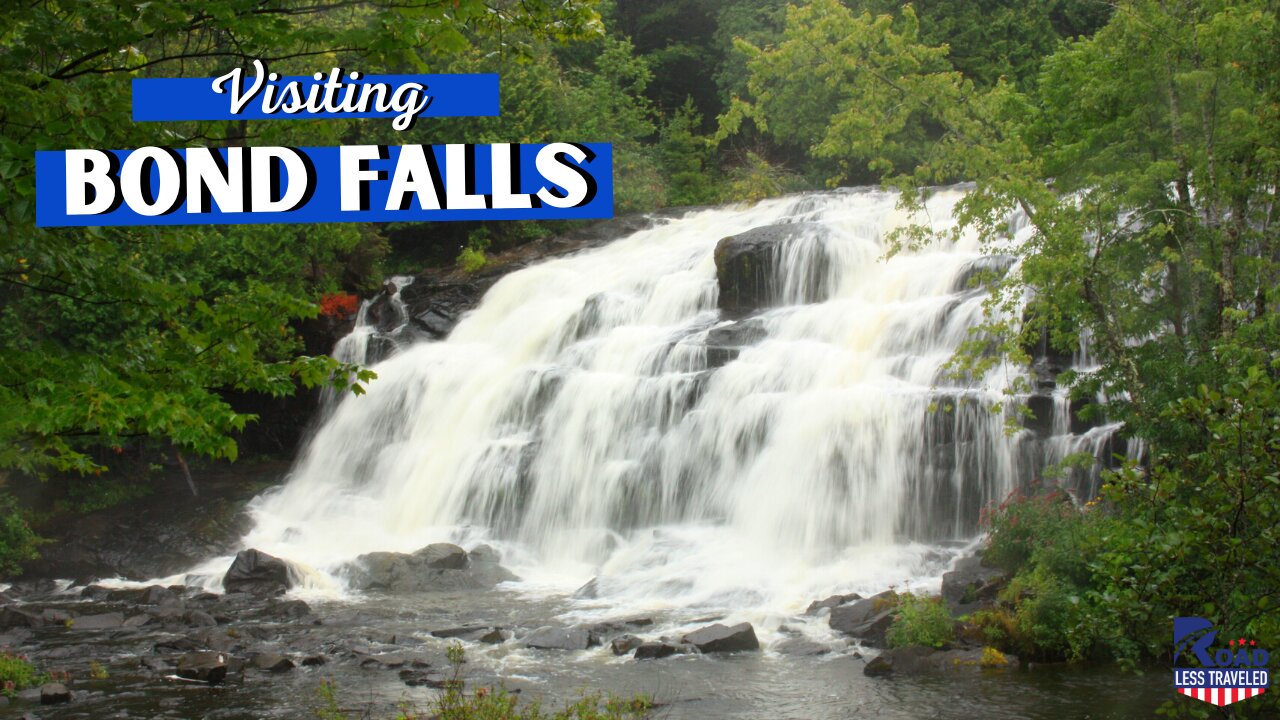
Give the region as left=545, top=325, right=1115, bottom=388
left=1174, top=617, right=1269, bottom=706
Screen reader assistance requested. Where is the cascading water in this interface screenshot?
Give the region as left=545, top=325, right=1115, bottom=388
left=209, top=187, right=1119, bottom=618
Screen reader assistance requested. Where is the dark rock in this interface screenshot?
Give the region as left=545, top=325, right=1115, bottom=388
left=264, top=599, right=312, bottom=620
left=681, top=622, right=760, bottom=654
left=40, top=683, right=71, bottom=705
left=80, top=585, right=111, bottom=601
left=190, top=628, right=238, bottom=653
left=714, top=223, right=833, bottom=316
left=611, top=635, right=643, bottom=656
left=0, top=606, right=45, bottom=629
left=176, top=651, right=229, bottom=684
left=124, top=614, right=152, bottom=628
left=863, top=646, right=1015, bottom=677
left=523, top=625, right=599, bottom=651
left=40, top=608, right=72, bottom=625
left=467, top=544, right=502, bottom=566
left=415, top=543, right=469, bottom=570
left=774, top=638, right=830, bottom=656
left=360, top=653, right=411, bottom=669
left=140, top=656, right=172, bottom=672
left=184, top=610, right=217, bottom=627
left=431, top=626, right=506, bottom=644
left=251, top=652, right=295, bottom=673
left=71, top=612, right=124, bottom=630
left=942, top=556, right=1007, bottom=612
left=1023, top=394, right=1057, bottom=437
left=222, top=549, right=295, bottom=597
left=805, top=593, right=863, bottom=616
left=301, top=654, right=326, bottom=667
left=633, top=642, right=677, bottom=660
left=830, top=591, right=898, bottom=636
left=953, top=255, right=1014, bottom=293
left=143, top=585, right=177, bottom=606
left=703, top=319, right=768, bottom=367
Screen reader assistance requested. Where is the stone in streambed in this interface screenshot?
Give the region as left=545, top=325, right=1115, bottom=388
left=611, top=635, right=643, bottom=656
left=830, top=590, right=898, bottom=647
left=681, top=622, right=759, bottom=654
left=222, top=549, right=296, bottom=597
left=805, top=593, right=863, bottom=615
left=177, top=651, right=229, bottom=684
left=633, top=642, right=678, bottom=660
left=417, top=543, right=468, bottom=569
left=71, top=612, right=124, bottom=630
left=251, top=652, right=295, bottom=673
left=40, top=682, right=71, bottom=705
left=523, top=625, right=599, bottom=651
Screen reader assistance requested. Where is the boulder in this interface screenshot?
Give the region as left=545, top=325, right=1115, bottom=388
left=611, top=635, right=643, bottom=656
left=251, top=652, right=295, bottom=673
left=264, top=599, right=312, bottom=620
left=142, top=584, right=177, bottom=606
left=573, top=577, right=599, bottom=599
left=0, top=606, right=45, bottom=629
left=830, top=590, right=897, bottom=636
left=431, top=626, right=506, bottom=644
left=71, top=612, right=124, bottom=630
left=345, top=543, right=515, bottom=593
left=714, top=223, right=832, bottom=316
left=222, top=549, right=294, bottom=597
left=633, top=642, right=677, bottom=660
left=703, top=319, right=768, bottom=367
left=183, top=610, right=217, bottom=627
left=942, top=555, right=1006, bottom=612
left=523, top=625, right=599, bottom=651
left=805, top=592, right=863, bottom=616
left=41, top=608, right=72, bottom=624
left=416, top=543, right=469, bottom=570
left=681, top=622, right=760, bottom=654
left=176, top=651, right=230, bottom=684
left=40, top=682, right=71, bottom=705
left=863, top=646, right=1015, bottom=677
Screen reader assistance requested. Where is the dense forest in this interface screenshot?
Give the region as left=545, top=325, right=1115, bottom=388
left=1, top=0, right=1278, bottom=714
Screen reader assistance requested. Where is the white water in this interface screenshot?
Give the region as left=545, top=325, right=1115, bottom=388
left=185, top=187, right=1097, bottom=621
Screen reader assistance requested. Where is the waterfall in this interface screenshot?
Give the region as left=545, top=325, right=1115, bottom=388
left=232, top=187, right=1118, bottom=613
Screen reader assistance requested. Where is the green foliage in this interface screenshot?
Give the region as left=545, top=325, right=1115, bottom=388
left=0, top=493, right=42, bottom=578
left=887, top=592, right=955, bottom=649
left=0, top=649, right=45, bottom=697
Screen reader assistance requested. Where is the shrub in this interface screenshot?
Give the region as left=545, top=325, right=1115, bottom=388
left=0, top=494, right=42, bottom=579
left=887, top=592, right=955, bottom=649
left=0, top=649, right=44, bottom=696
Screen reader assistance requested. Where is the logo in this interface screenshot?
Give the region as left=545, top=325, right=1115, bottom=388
left=1174, top=617, right=1270, bottom=706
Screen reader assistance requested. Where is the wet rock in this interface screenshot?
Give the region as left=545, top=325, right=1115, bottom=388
left=143, top=585, right=178, bottom=606
left=71, top=612, right=124, bottom=630
left=681, top=622, right=760, bottom=653
left=805, top=593, right=863, bottom=616
left=360, top=653, right=411, bottom=669
left=301, top=654, right=327, bottom=667
left=523, top=625, right=599, bottom=651
left=1023, top=394, right=1056, bottom=437
left=633, top=642, right=677, bottom=660
left=417, top=543, right=468, bottom=569
left=953, top=255, right=1014, bottom=293
left=830, top=590, right=898, bottom=647
left=40, top=682, right=71, bottom=705
left=573, top=577, right=599, bottom=599
left=222, top=549, right=295, bottom=597
left=251, top=652, right=295, bottom=673
left=431, top=626, right=506, bottom=644
left=714, top=223, right=832, bottom=316
left=264, top=599, right=312, bottom=620
left=0, top=606, right=45, bottom=629
left=184, top=610, right=217, bottom=627
left=774, top=638, right=830, bottom=656
left=467, top=544, right=502, bottom=566
left=703, top=319, right=768, bottom=367
left=611, top=635, right=643, bottom=656
left=863, top=646, right=1015, bottom=677
left=346, top=545, right=515, bottom=593
left=124, top=614, right=152, bottom=628
left=942, top=556, right=1006, bottom=612
left=141, top=656, right=172, bottom=672
left=177, top=651, right=229, bottom=684
left=41, top=608, right=72, bottom=624
left=80, top=585, right=112, bottom=601
left=190, top=628, right=239, bottom=653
